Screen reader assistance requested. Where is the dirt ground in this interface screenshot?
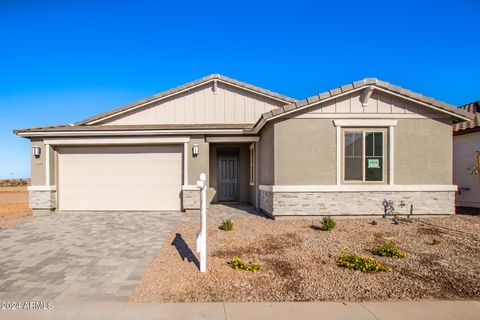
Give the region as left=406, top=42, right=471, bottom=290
left=0, top=187, right=31, bottom=228
left=131, top=215, right=480, bottom=302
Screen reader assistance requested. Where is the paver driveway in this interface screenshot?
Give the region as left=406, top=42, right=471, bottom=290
left=0, top=211, right=191, bottom=302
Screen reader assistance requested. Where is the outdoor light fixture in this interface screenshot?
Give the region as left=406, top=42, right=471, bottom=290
left=32, top=145, right=41, bottom=158
left=192, top=144, right=199, bottom=157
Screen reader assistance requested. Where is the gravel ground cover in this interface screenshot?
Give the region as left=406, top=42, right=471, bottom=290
left=0, top=187, right=31, bottom=228
left=131, top=215, right=480, bottom=302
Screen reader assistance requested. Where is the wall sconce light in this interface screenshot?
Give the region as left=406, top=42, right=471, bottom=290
left=192, top=144, right=199, bottom=157
left=32, top=145, right=41, bottom=159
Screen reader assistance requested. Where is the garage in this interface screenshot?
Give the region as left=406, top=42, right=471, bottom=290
left=57, top=145, right=183, bottom=211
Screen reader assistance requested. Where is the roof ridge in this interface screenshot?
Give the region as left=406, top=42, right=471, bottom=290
left=74, top=74, right=295, bottom=126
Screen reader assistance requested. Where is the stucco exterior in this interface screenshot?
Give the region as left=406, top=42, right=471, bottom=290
left=395, top=118, right=453, bottom=185
left=18, top=75, right=469, bottom=216
left=454, top=131, right=480, bottom=208
left=274, top=119, right=336, bottom=185
left=258, top=123, right=274, bottom=185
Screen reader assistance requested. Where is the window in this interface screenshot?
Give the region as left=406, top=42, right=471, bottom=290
left=344, top=129, right=385, bottom=183
left=249, top=143, right=255, bottom=186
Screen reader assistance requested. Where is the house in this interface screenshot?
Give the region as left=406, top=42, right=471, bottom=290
left=15, top=75, right=470, bottom=217
left=453, top=100, right=480, bottom=209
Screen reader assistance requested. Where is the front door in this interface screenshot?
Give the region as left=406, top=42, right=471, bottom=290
left=218, top=150, right=239, bottom=202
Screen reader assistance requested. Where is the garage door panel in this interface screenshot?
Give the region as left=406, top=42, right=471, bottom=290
left=58, top=145, right=183, bottom=211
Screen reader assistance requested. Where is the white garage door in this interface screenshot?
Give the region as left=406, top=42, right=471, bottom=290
left=58, top=145, right=183, bottom=211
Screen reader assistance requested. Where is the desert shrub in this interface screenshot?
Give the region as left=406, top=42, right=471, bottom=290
left=371, top=242, right=406, bottom=258
left=336, top=248, right=391, bottom=272
left=230, top=256, right=261, bottom=273
left=321, top=216, right=336, bottom=231
left=219, top=219, right=233, bottom=231
left=0, top=179, right=30, bottom=187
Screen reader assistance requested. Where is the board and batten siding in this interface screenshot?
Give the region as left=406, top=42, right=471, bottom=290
left=287, top=90, right=450, bottom=117
left=101, top=82, right=285, bottom=125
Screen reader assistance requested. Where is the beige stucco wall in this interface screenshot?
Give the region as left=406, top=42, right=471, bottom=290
left=187, top=135, right=209, bottom=185
left=209, top=143, right=250, bottom=203
left=274, top=119, right=336, bottom=185
left=258, top=123, right=274, bottom=185
left=30, top=139, right=55, bottom=186
left=453, top=131, right=480, bottom=208
left=395, top=118, right=453, bottom=185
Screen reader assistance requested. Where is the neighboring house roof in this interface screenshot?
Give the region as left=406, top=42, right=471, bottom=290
left=249, top=78, right=471, bottom=133
left=453, top=100, right=480, bottom=134
left=74, top=74, right=296, bottom=126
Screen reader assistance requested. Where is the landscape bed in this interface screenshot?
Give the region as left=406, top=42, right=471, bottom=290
left=131, top=215, right=480, bottom=302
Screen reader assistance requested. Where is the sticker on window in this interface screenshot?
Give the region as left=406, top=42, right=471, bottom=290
left=367, top=159, right=380, bottom=168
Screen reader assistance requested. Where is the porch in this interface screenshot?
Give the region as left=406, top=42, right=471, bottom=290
left=182, top=137, right=259, bottom=211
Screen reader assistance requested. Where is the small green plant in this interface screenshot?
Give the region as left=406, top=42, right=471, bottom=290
left=336, top=247, right=391, bottom=272
left=371, top=242, right=406, bottom=258
left=321, top=216, right=336, bottom=231
left=219, top=219, right=233, bottom=231
left=230, top=256, right=261, bottom=273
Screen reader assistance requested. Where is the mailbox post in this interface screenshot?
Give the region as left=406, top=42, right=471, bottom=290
left=196, top=173, right=207, bottom=272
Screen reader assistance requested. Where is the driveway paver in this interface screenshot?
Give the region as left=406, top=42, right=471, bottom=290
left=0, top=211, right=191, bottom=302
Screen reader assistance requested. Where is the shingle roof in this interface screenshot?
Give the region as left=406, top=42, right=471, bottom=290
left=253, top=78, right=471, bottom=130
left=453, top=100, right=480, bottom=133
left=74, top=74, right=296, bottom=126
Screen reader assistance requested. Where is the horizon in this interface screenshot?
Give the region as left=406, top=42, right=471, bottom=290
left=1, top=0, right=479, bottom=178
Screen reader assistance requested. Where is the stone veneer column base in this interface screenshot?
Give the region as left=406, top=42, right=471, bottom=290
left=260, top=190, right=455, bottom=217
left=182, top=190, right=200, bottom=210
left=29, top=188, right=57, bottom=215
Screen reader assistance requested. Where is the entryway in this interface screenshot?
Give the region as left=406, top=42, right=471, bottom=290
left=217, top=150, right=239, bottom=202
left=208, top=143, right=255, bottom=205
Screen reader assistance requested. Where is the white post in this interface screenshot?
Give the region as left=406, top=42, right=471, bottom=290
left=196, top=173, right=207, bottom=272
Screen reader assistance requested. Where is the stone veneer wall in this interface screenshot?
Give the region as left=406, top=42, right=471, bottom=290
left=260, top=191, right=455, bottom=216
left=182, top=190, right=200, bottom=210
left=29, top=190, right=57, bottom=211
left=259, top=190, right=273, bottom=215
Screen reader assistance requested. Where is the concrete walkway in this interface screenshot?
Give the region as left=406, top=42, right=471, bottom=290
left=0, top=300, right=478, bottom=320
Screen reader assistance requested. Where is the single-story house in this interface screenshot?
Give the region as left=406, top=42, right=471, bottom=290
left=15, top=75, right=471, bottom=217
left=453, top=100, right=480, bottom=208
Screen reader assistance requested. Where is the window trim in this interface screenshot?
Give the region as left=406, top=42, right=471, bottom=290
left=342, top=128, right=387, bottom=184
left=334, top=120, right=396, bottom=186
left=249, top=143, right=255, bottom=186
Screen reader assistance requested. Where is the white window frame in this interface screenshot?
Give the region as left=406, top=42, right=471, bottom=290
left=342, top=129, right=386, bottom=184
left=334, top=119, right=396, bottom=186
left=249, top=143, right=255, bottom=186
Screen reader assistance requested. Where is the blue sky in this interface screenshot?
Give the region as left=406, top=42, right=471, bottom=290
left=1, top=0, right=479, bottom=178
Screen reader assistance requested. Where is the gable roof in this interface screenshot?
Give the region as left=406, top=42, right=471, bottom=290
left=75, top=74, right=296, bottom=126
left=453, top=100, right=480, bottom=134
left=249, top=78, right=471, bottom=133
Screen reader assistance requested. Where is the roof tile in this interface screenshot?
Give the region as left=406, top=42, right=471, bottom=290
left=329, top=87, right=342, bottom=96
left=340, top=84, right=354, bottom=93
left=307, top=95, right=320, bottom=104
left=353, top=79, right=367, bottom=88
left=318, top=91, right=331, bottom=100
